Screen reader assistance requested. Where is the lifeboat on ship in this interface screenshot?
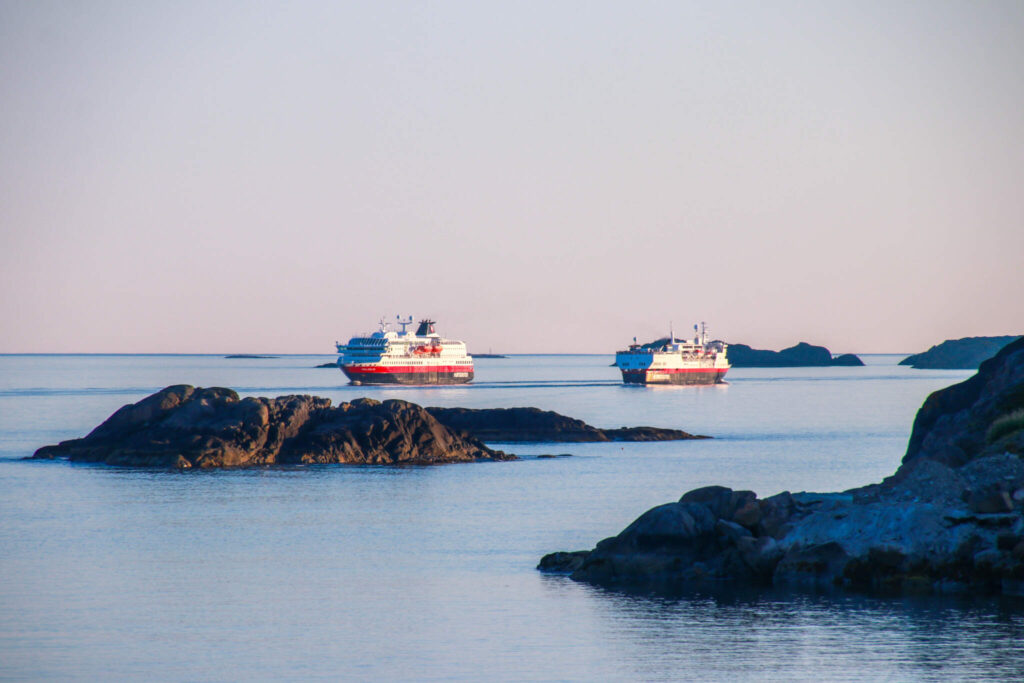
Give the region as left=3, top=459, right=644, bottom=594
left=412, top=344, right=442, bottom=356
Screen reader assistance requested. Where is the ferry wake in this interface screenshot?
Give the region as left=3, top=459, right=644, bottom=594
left=336, top=317, right=474, bottom=385
left=615, top=322, right=730, bottom=385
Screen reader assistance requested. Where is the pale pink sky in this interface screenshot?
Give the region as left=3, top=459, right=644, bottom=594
left=1, top=1, right=1022, bottom=354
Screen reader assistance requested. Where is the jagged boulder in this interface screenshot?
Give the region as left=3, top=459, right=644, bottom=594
left=33, top=386, right=513, bottom=468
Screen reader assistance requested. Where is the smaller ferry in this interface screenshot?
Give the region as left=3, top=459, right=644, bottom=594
left=615, top=322, right=730, bottom=385
left=336, top=317, right=474, bottom=385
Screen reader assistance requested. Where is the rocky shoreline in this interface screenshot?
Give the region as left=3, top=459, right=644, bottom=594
left=540, top=337, right=1024, bottom=596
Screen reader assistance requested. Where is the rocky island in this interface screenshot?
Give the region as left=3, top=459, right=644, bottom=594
left=33, top=386, right=511, bottom=468
left=32, top=389, right=701, bottom=468
left=726, top=342, right=864, bottom=367
left=426, top=407, right=706, bottom=442
left=541, top=337, right=1024, bottom=595
left=899, top=335, right=1020, bottom=369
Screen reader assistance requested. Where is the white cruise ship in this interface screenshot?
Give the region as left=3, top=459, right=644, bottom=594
left=615, top=322, right=730, bottom=385
left=336, top=317, right=474, bottom=385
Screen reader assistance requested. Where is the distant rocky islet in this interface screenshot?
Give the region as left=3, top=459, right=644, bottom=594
left=725, top=342, right=864, bottom=367
left=425, top=407, right=706, bottom=443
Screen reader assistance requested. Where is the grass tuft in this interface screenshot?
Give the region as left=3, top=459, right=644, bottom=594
left=987, top=409, right=1024, bottom=444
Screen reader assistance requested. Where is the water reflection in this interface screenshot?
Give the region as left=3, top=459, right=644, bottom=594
left=540, top=575, right=1024, bottom=679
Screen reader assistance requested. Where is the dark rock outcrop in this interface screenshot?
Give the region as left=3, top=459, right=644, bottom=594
left=33, top=386, right=513, bottom=468
left=902, top=337, right=1024, bottom=467
left=425, top=406, right=707, bottom=442
left=315, top=362, right=338, bottom=368
left=541, top=337, right=1024, bottom=595
left=899, top=335, right=1020, bottom=369
left=225, top=354, right=278, bottom=359
left=726, top=342, right=864, bottom=367
left=831, top=353, right=864, bottom=367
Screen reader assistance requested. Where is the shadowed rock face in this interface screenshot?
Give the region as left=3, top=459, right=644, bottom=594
left=899, top=336, right=1021, bottom=369
left=425, top=406, right=707, bottom=442
left=32, top=386, right=512, bottom=468
left=903, top=337, right=1024, bottom=467
left=541, top=337, right=1024, bottom=595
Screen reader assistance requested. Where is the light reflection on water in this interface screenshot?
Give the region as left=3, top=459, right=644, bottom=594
left=3, top=354, right=1024, bottom=679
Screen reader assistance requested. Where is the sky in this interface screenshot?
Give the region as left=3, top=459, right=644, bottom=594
left=1, top=1, right=1022, bottom=354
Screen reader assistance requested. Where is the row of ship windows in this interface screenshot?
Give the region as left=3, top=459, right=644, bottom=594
left=374, top=360, right=472, bottom=364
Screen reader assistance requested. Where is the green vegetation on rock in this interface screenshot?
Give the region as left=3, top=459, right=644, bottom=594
left=988, top=409, right=1024, bottom=444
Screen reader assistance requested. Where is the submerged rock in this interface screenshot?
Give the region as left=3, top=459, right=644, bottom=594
left=425, top=406, right=707, bottom=442
left=540, top=337, right=1024, bottom=595
left=33, top=386, right=513, bottom=468
left=899, top=336, right=1020, bottom=369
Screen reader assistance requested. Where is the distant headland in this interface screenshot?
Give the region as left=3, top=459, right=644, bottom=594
left=899, top=335, right=1021, bottom=369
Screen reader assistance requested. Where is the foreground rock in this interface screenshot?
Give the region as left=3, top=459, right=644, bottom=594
left=33, top=386, right=513, bottom=468
left=426, top=407, right=707, bottom=442
left=726, top=342, right=865, bottom=367
left=899, top=335, right=1020, bottom=369
left=541, top=337, right=1024, bottom=595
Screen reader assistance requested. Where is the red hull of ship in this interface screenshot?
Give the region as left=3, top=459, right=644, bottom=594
left=621, top=367, right=728, bottom=385
left=341, top=364, right=474, bottom=385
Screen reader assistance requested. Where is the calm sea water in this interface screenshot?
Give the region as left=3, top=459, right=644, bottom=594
left=3, top=354, right=1024, bottom=680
